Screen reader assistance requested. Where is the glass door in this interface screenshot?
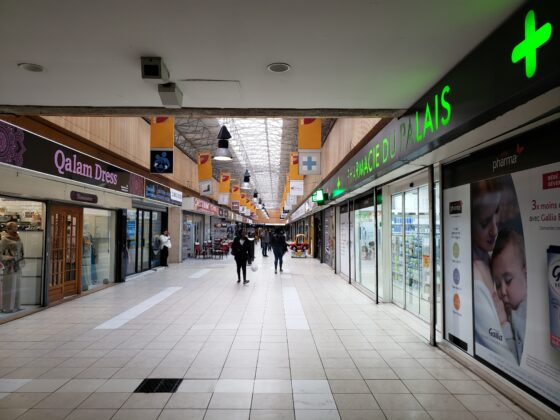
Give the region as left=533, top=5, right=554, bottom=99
left=404, top=189, right=420, bottom=314
left=391, top=184, right=432, bottom=320
left=140, top=210, right=151, bottom=271
left=355, top=206, right=376, bottom=292
left=151, top=211, right=161, bottom=268
left=377, top=200, right=383, bottom=299
left=391, top=194, right=405, bottom=306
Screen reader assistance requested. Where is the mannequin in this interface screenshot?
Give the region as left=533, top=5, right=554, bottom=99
left=1, top=222, right=25, bottom=312
left=82, top=224, right=93, bottom=291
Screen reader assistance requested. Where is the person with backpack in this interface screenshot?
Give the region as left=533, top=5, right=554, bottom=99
left=271, top=228, right=288, bottom=274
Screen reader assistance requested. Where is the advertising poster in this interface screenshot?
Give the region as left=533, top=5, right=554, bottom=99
left=443, top=121, right=560, bottom=409
left=443, top=185, right=473, bottom=354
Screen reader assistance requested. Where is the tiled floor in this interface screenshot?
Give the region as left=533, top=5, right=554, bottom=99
left=0, top=254, right=533, bottom=419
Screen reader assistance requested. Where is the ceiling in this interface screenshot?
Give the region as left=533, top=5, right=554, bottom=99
left=0, top=0, right=523, bottom=113
left=1, top=0, right=524, bottom=210
left=173, top=118, right=335, bottom=209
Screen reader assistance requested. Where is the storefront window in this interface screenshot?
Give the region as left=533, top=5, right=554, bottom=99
left=391, top=193, right=405, bottom=306
left=82, top=208, right=115, bottom=291
left=182, top=213, right=193, bottom=260
left=0, top=197, right=45, bottom=317
left=126, top=210, right=137, bottom=275
left=435, top=182, right=442, bottom=332
left=339, top=210, right=350, bottom=277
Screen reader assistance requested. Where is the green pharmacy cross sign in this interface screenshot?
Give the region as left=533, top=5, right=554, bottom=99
left=511, top=10, right=552, bottom=78
left=312, top=189, right=325, bottom=203
left=331, top=177, right=345, bottom=199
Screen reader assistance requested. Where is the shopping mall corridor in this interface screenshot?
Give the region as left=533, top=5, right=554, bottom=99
left=0, top=254, right=531, bottom=420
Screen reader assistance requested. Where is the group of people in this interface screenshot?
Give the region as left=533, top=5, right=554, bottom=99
left=231, top=228, right=288, bottom=283
left=472, top=177, right=527, bottom=365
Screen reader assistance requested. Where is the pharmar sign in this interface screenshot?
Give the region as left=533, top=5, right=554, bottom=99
left=0, top=120, right=145, bottom=197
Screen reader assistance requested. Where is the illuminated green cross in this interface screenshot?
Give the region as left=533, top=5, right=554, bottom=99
left=337, top=177, right=341, bottom=189
left=511, top=10, right=552, bottom=79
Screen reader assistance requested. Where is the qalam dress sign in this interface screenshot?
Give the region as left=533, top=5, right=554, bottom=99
left=0, top=121, right=145, bottom=197
left=443, top=121, right=560, bottom=410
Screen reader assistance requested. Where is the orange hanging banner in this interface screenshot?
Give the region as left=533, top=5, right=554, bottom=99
left=231, top=184, right=241, bottom=201
left=298, top=118, right=321, bottom=150
left=219, top=172, right=231, bottom=193
left=289, top=152, right=304, bottom=180
left=150, top=116, right=174, bottom=149
left=197, top=151, right=213, bottom=180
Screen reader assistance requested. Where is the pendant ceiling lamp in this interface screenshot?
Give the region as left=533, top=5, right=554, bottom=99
left=213, top=125, right=233, bottom=161
left=241, top=169, right=251, bottom=189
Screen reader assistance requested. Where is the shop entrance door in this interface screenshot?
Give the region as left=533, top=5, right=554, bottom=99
left=48, top=205, right=83, bottom=303
left=138, top=209, right=151, bottom=272
left=391, top=186, right=431, bottom=319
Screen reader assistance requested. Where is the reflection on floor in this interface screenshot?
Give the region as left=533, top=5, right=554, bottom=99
left=0, top=305, right=39, bottom=320
left=0, top=255, right=532, bottom=420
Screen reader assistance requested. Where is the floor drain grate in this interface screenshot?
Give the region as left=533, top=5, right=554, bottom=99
left=134, top=378, right=183, bottom=393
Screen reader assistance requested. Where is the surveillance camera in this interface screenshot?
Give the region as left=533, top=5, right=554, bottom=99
left=158, top=83, right=183, bottom=109
left=141, top=57, right=170, bottom=83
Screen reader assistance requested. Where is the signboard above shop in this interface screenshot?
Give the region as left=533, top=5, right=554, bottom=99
left=309, top=1, right=559, bottom=207
left=183, top=197, right=220, bottom=216
left=0, top=120, right=187, bottom=208
left=145, top=180, right=182, bottom=206
left=0, top=121, right=146, bottom=197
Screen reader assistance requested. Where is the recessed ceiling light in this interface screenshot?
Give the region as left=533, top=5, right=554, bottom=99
left=18, top=63, right=44, bottom=72
left=267, top=63, right=291, bottom=73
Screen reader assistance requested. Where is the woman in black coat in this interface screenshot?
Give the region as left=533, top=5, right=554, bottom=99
left=231, top=229, right=250, bottom=284
left=270, top=228, right=288, bottom=274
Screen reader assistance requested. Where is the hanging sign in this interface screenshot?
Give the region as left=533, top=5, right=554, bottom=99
left=290, top=180, right=304, bottom=196
left=299, top=149, right=321, bottom=175
left=199, top=179, right=213, bottom=196
left=289, top=152, right=304, bottom=180
left=150, top=116, right=174, bottom=174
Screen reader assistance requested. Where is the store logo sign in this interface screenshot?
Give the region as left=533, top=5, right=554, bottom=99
left=552, top=265, right=560, bottom=286
left=489, top=328, right=504, bottom=341
left=492, top=144, right=524, bottom=173
left=170, top=188, right=182, bottom=203
left=449, top=200, right=463, bottom=215
left=543, top=171, right=560, bottom=190
left=54, top=149, right=118, bottom=185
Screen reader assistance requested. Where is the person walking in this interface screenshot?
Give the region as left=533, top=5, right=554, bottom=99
left=271, top=228, right=287, bottom=274
left=159, top=230, right=172, bottom=267
left=261, top=229, right=270, bottom=257
left=232, top=229, right=250, bottom=284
